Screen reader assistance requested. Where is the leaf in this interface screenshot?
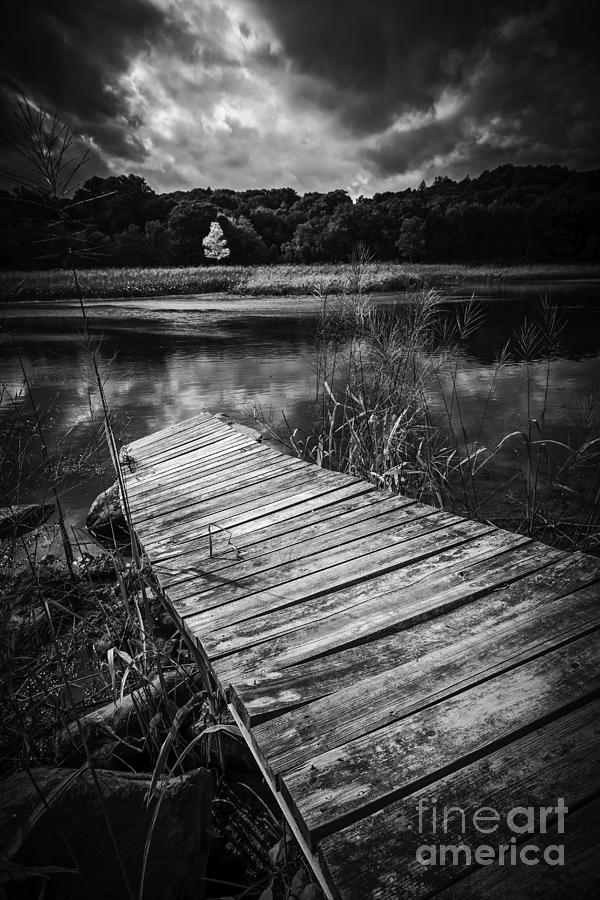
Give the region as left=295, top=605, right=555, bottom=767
left=147, top=695, right=202, bottom=799
left=268, top=837, right=286, bottom=868
left=0, top=860, right=78, bottom=882
left=300, top=885, right=319, bottom=900
left=259, top=885, right=274, bottom=900
left=290, top=866, right=309, bottom=895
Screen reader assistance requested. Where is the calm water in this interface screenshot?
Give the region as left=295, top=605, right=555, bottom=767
left=1, top=281, right=599, bottom=524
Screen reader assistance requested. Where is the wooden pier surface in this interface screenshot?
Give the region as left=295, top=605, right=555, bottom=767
left=121, top=413, right=600, bottom=899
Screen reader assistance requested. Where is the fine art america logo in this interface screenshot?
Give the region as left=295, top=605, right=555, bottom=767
left=412, top=797, right=567, bottom=867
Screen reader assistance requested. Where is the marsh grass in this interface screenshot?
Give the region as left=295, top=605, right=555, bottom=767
left=2, top=262, right=599, bottom=302
left=283, top=256, right=600, bottom=555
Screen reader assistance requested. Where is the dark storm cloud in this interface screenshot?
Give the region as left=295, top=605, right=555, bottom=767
left=249, top=0, right=600, bottom=177
left=248, top=0, right=529, bottom=129
left=1, top=0, right=196, bottom=159
left=2, top=0, right=597, bottom=194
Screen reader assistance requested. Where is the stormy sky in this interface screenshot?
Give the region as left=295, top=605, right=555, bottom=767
left=2, top=0, right=600, bottom=195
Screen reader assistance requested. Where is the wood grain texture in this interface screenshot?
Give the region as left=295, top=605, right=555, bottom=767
left=226, top=551, right=600, bottom=724
left=146, top=481, right=375, bottom=566
left=125, top=439, right=268, bottom=494
left=185, top=520, right=495, bottom=653
left=251, top=581, right=600, bottom=771
left=131, top=461, right=321, bottom=529
left=433, top=796, right=600, bottom=900
left=319, top=698, right=600, bottom=900
left=137, top=469, right=362, bottom=549
left=128, top=432, right=252, bottom=479
left=126, top=416, right=249, bottom=460
left=158, top=492, right=411, bottom=588
left=170, top=501, right=443, bottom=609
left=121, top=414, right=600, bottom=900
left=142, top=481, right=375, bottom=561
left=127, top=439, right=274, bottom=487
left=197, top=528, right=539, bottom=663
left=123, top=412, right=216, bottom=453
left=211, top=531, right=534, bottom=687
left=281, top=630, right=600, bottom=843
left=127, top=449, right=299, bottom=507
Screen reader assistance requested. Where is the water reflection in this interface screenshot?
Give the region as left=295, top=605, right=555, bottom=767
left=1, top=281, right=599, bottom=523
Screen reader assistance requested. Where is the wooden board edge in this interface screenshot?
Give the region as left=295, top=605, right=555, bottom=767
left=294, top=686, right=600, bottom=846
left=227, top=700, right=342, bottom=900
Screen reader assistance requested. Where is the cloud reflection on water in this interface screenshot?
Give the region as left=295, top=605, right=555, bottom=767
left=1, top=286, right=598, bottom=522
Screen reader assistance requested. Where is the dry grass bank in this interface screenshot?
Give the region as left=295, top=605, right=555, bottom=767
left=2, top=262, right=600, bottom=302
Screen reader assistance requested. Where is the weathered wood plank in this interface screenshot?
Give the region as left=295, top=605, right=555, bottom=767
left=129, top=417, right=247, bottom=456
left=125, top=444, right=255, bottom=500
left=319, top=697, right=600, bottom=900
left=223, top=548, right=599, bottom=724
left=143, top=451, right=348, bottom=502
left=126, top=426, right=262, bottom=476
left=144, top=479, right=380, bottom=559
left=250, top=581, right=600, bottom=771
left=193, top=526, right=532, bottom=661
left=126, top=429, right=233, bottom=467
left=280, top=630, right=600, bottom=844
left=434, top=795, right=600, bottom=900
left=123, top=412, right=216, bottom=452
left=158, top=492, right=410, bottom=586
left=144, top=481, right=375, bottom=561
left=126, top=441, right=277, bottom=494
left=126, top=449, right=300, bottom=507
left=127, top=441, right=288, bottom=493
left=212, top=531, right=532, bottom=682
left=181, top=518, right=492, bottom=638
left=147, top=481, right=376, bottom=566
left=125, top=419, right=246, bottom=464
left=125, top=434, right=254, bottom=485
left=161, top=497, right=419, bottom=592
left=130, top=454, right=309, bottom=523
left=138, top=466, right=350, bottom=541
left=169, top=502, right=441, bottom=606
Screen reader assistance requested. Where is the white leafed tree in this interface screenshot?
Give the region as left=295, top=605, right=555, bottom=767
left=202, top=220, right=230, bottom=260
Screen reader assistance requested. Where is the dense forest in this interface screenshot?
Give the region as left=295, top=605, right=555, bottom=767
left=1, top=163, right=599, bottom=269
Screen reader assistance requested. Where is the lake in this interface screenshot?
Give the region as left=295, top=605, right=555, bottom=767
left=1, top=280, right=599, bottom=526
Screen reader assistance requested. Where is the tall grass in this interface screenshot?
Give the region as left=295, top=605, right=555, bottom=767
left=285, top=253, right=600, bottom=554
left=2, top=262, right=599, bottom=302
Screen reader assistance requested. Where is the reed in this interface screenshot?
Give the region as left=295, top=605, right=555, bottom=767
left=282, top=260, right=600, bottom=555
left=2, top=261, right=599, bottom=302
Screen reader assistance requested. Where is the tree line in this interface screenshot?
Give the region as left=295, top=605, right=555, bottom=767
left=1, top=163, right=599, bottom=269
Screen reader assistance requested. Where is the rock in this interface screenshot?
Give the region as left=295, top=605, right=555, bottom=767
left=5, top=606, right=47, bottom=649
left=0, top=503, right=55, bottom=538
left=72, top=551, right=117, bottom=581
left=86, top=482, right=130, bottom=549
left=54, top=666, right=201, bottom=765
left=2, top=523, right=111, bottom=584
left=0, top=765, right=215, bottom=899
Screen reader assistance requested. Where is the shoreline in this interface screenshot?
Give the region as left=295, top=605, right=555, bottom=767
left=2, top=262, right=600, bottom=302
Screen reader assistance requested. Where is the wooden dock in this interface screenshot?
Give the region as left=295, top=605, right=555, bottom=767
left=121, top=412, right=600, bottom=899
